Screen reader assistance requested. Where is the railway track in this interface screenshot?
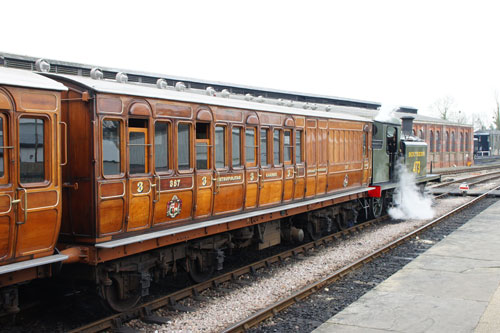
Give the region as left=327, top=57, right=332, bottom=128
left=222, top=185, right=500, bottom=332
left=432, top=169, right=500, bottom=189
left=68, top=216, right=388, bottom=333
left=436, top=163, right=500, bottom=176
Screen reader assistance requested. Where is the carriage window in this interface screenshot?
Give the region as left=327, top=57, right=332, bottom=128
left=155, top=122, right=169, bottom=172
left=196, top=123, right=210, bottom=170
left=178, top=123, right=191, bottom=170
left=274, top=129, right=281, bottom=165
left=260, top=128, right=269, bottom=166
left=245, top=128, right=257, bottom=166
left=284, top=130, right=292, bottom=163
left=129, top=129, right=147, bottom=174
left=20, top=117, right=45, bottom=182
left=232, top=127, right=242, bottom=167
left=215, top=125, right=226, bottom=168
left=296, top=130, right=303, bottom=163
left=0, top=117, right=4, bottom=178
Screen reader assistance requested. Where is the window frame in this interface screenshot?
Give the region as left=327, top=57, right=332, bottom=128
left=245, top=127, right=258, bottom=168
left=177, top=121, right=193, bottom=173
left=295, top=129, right=304, bottom=164
left=283, top=129, right=293, bottom=165
left=273, top=128, right=282, bottom=167
left=215, top=124, right=228, bottom=170
left=154, top=120, right=172, bottom=175
left=231, top=125, right=243, bottom=170
left=128, top=126, right=149, bottom=176
left=0, top=113, right=9, bottom=184
left=260, top=127, right=270, bottom=168
left=195, top=122, right=211, bottom=171
left=18, top=114, right=51, bottom=186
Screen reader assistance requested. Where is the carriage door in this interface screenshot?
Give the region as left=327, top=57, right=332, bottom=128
left=15, top=114, right=60, bottom=258
left=293, top=128, right=306, bottom=200
left=282, top=129, right=294, bottom=202
left=212, top=124, right=244, bottom=215
left=126, top=119, right=153, bottom=231
left=0, top=111, right=14, bottom=262
left=194, top=121, right=213, bottom=218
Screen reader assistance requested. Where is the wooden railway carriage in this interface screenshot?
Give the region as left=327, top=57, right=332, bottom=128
left=33, top=70, right=373, bottom=310
left=0, top=67, right=68, bottom=313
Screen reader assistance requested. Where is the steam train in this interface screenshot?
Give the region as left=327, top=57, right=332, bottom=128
left=0, top=54, right=438, bottom=314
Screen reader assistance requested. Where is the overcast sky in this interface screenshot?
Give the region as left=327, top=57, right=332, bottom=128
left=3, top=1, right=500, bottom=126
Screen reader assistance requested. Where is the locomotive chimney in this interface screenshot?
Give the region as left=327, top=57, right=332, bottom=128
left=401, top=116, right=414, bottom=137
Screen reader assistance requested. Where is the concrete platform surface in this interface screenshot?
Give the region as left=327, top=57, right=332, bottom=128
left=313, top=199, right=500, bottom=333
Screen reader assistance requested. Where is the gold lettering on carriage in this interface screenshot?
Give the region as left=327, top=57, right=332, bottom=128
left=217, top=175, right=242, bottom=182
left=265, top=172, right=278, bottom=178
left=408, top=151, right=425, bottom=157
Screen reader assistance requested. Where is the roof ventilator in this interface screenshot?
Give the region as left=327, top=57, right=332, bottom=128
left=90, top=68, right=104, bottom=80
left=221, top=89, right=230, bottom=98
left=325, top=105, right=332, bottom=112
left=206, top=86, right=216, bottom=96
left=244, top=93, right=254, bottom=101
left=175, top=82, right=186, bottom=91
left=287, top=100, right=294, bottom=107
left=116, top=72, right=128, bottom=83
left=257, top=95, right=264, bottom=103
left=277, top=98, right=284, bottom=106
left=303, top=103, right=310, bottom=109
left=311, top=103, right=318, bottom=110
left=157, top=79, right=168, bottom=89
left=35, top=59, right=51, bottom=73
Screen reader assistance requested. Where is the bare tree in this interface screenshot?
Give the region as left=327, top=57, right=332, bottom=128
left=493, top=91, right=500, bottom=130
left=471, top=112, right=487, bottom=131
left=431, top=96, right=457, bottom=120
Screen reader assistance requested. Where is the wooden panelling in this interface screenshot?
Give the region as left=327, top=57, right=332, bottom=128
left=99, top=199, right=124, bottom=235
left=129, top=102, right=152, bottom=116
left=20, top=92, right=57, bottom=111
left=15, top=209, right=58, bottom=256
left=100, top=182, right=125, bottom=198
left=0, top=91, right=12, bottom=109
left=97, top=96, right=122, bottom=114
left=156, top=103, right=192, bottom=118
left=27, top=191, right=58, bottom=209
left=214, top=108, right=243, bottom=122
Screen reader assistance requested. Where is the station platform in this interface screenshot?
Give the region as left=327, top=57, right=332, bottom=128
left=313, top=199, right=500, bottom=333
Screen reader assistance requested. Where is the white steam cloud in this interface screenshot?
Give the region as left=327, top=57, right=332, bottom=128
left=375, top=104, right=397, bottom=122
left=388, top=161, right=434, bottom=220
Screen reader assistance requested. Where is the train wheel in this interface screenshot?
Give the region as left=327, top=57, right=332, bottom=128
left=336, top=212, right=349, bottom=230
left=306, top=220, right=322, bottom=241
left=188, top=256, right=214, bottom=283
left=370, top=197, right=384, bottom=218
left=104, top=278, right=142, bottom=312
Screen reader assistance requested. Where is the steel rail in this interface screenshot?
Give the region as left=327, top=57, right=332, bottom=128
left=222, top=185, right=500, bottom=333
left=432, top=170, right=500, bottom=188
left=68, top=216, right=388, bottom=333
left=437, top=163, right=500, bottom=176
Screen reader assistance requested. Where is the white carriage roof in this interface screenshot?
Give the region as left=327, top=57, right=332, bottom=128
left=45, top=73, right=372, bottom=123
left=0, top=67, right=67, bottom=91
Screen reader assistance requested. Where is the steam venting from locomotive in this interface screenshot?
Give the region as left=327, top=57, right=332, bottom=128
left=388, top=161, right=434, bottom=220
left=375, top=104, right=397, bottom=122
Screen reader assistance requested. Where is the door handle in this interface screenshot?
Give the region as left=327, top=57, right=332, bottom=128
left=15, top=188, right=28, bottom=225
left=214, top=170, right=221, bottom=194
left=153, top=175, right=160, bottom=203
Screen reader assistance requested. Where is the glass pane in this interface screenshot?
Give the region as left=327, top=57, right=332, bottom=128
left=284, top=131, right=291, bottom=162
left=0, top=117, right=3, bottom=177
left=196, top=143, right=208, bottom=169
left=296, top=131, right=302, bottom=163
left=155, top=122, right=168, bottom=172
left=129, top=131, right=146, bottom=174
left=274, top=130, right=281, bottom=165
left=215, top=126, right=225, bottom=168
left=178, top=123, right=191, bottom=170
left=245, top=128, right=255, bottom=164
left=260, top=129, right=268, bottom=166
left=102, top=120, right=121, bottom=175
left=232, top=127, right=241, bottom=167
left=20, top=118, right=45, bottom=182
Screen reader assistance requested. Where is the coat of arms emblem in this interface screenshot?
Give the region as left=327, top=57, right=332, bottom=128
left=167, top=195, right=182, bottom=218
